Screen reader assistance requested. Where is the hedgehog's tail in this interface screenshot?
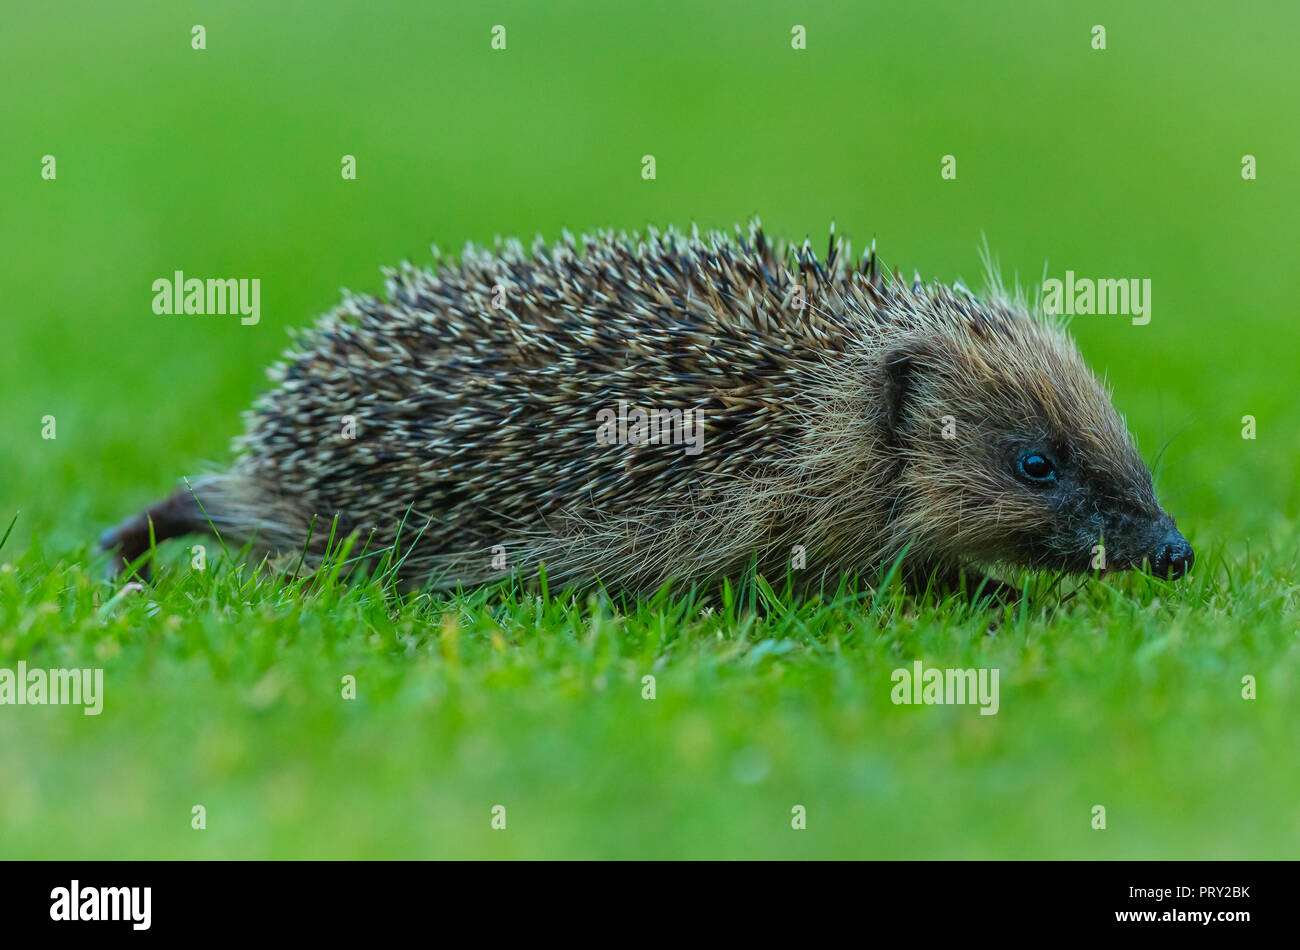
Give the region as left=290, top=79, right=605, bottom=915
left=98, top=473, right=316, bottom=581
left=99, top=482, right=211, bottom=581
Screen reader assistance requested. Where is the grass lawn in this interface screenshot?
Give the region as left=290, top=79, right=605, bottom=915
left=2, top=537, right=1297, bottom=858
left=2, top=0, right=1297, bottom=858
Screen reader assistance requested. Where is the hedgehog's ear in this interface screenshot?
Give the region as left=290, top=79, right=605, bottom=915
left=880, top=349, right=914, bottom=439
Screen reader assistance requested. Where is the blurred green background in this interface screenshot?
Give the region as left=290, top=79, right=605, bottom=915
left=4, top=0, right=1297, bottom=542
left=1, top=1, right=1296, bottom=858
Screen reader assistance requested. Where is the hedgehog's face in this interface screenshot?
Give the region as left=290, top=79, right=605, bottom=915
left=882, top=315, right=1192, bottom=579
left=988, top=434, right=1193, bottom=578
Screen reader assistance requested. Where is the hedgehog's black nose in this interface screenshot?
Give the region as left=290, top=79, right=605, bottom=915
left=1151, top=529, right=1194, bottom=579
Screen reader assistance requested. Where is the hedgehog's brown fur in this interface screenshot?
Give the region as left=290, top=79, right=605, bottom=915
left=101, top=220, right=1192, bottom=595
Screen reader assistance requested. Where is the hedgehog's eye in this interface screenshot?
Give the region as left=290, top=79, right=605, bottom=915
left=1017, top=452, right=1056, bottom=483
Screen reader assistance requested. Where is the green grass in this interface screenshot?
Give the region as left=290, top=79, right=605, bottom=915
left=2, top=0, right=1298, bottom=857
left=2, top=536, right=1297, bottom=858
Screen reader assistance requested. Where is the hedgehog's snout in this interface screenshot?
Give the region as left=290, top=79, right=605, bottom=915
left=1149, top=526, right=1194, bottom=579
left=1083, top=504, right=1193, bottom=580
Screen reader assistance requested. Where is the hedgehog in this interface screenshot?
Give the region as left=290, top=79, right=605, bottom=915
left=100, top=220, right=1193, bottom=599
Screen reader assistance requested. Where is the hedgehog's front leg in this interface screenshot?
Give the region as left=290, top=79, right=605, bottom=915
left=903, top=561, right=1023, bottom=606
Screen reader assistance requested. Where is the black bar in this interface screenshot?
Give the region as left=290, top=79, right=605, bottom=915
left=0, top=860, right=1280, bottom=937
